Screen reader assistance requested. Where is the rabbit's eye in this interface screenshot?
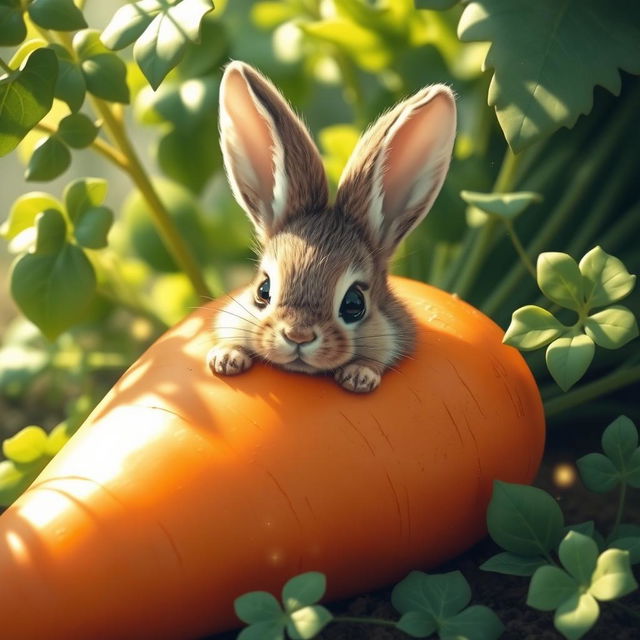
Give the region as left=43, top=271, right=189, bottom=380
left=256, top=277, right=271, bottom=305
left=339, top=286, right=365, bottom=324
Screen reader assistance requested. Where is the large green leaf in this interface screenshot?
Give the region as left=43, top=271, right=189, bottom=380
left=546, top=333, right=595, bottom=391
left=25, top=135, right=71, bottom=182
left=57, top=112, right=98, bottom=148
left=133, top=0, right=215, bottom=90
left=584, top=306, right=639, bottom=350
left=503, top=305, right=566, bottom=351
left=0, top=48, right=58, bottom=156
left=101, top=0, right=164, bottom=50
left=0, top=192, right=64, bottom=241
left=458, top=0, right=640, bottom=151
left=527, top=566, right=577, bottom=611
left=0, top=0, right=26, bottom=45
left=553, top=592, right=599, bottom=640
left=28, top=0, right=87, bottom=31
left=49, top=44, right=86, bottom=112
left=281, top=573, right=326, bottom=612
left=579, top=246, right=637, bottom=309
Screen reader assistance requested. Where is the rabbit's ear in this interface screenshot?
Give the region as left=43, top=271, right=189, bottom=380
left=219, top=61, right=328, bottom=239
left=336, top=85, right=456, bottom=256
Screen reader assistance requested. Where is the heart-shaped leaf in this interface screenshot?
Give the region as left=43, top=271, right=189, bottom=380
left=589, top=549, right=638, bottom=601
left=546, top=333, right=595, bottom=391
left=234, top=591, right=283, bottom=625
left=49, top=44, right=86, bottom=112
left=396, top=611, right=437, bottom=638
left=537, top=252, right=585, bottom=311
left=64, top=177, right=108, bottom=222
left=559, top=532, right=598, bottom=586
left=57, top=112, right=98, bottom=148
left=503, top=305, right=566, bottom=350
left=28, top=0, right=87, bottom=31
left=439, top=604, right=504, bottom=640
left=460, top=190, right=541, bottom=220
left=0, top=47, right=58, bottom=156
left=601, top=415, right=638, bottom=471
left=282, top=572, right=326, bottom=612
left=0, top=0, right=26, bottom=46
left=286, top=605, right=332, bottom=640
left=237, top=621, right=284, bottom=640
left=74, top=205, right=113, bottom=249
left=553, top=592, right=599, bottom=640
left=480, top=552, right=547, bottom=576
left=527, top=566, right=577, bottom=611
left=579, top=246, right=636, bottom=309
left=608, top=537, right=640, bottom=565
left=576, top=453, right=620, bottom=493
left=25, top=136, right=72, bottom=182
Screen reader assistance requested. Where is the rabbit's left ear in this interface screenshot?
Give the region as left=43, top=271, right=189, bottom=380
left=336, top=85, right=456, bottom=257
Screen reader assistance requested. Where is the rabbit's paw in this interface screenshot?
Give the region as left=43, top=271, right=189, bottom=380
left=335, top=362, right=382, bottom=393
left=207, top=346, right=253, bottom=376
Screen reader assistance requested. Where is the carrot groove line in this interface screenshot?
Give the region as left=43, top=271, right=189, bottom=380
left=265, top=471, right=303, bottom=530
left=385, top=471, right=404, bottom=540
left=442, top=401, right=464, bottom=445
left=448, top=360, right=487, bottom=418
left=339, top=411, right=377, bottom=457
left=156, top=522, right=184, bottom=567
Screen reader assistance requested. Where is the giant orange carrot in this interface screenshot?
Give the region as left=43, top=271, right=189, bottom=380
left=0, top=278, right=544, bottom=639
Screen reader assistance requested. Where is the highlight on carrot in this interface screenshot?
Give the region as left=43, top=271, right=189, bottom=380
left=0, top=278, right=544, bottom=639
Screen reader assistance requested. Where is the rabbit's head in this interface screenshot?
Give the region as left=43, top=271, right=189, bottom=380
left=216, top=61, right=456, bottom=375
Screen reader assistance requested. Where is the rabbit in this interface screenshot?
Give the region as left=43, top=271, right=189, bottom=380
left=207, top=61, right=456, bottom=393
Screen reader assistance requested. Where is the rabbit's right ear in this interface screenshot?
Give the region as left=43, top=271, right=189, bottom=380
left=219, top=61, right=328, bottom=240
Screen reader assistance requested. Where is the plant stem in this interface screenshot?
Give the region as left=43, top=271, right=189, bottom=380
left=504, top=219, right=537, bottom=280
left=544, top=364, right=640, bottom=418
left=91, top=98, right=211, bottom=299
left=608, top=482, right=627, bottom=543
left=0, top=56, right=12, bottom=74
left=332, top=616, right=398, bottom=628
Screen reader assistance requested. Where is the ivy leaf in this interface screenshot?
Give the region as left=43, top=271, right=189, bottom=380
left=579, top=246, right=636, bottom=309
left=10, top=242, right=97, bottom=340
left=49, top=44, right=86, bottom=112
left=282, top=572, right=326, bottom=612
left=458, top=0, right=640, bottom=152
left=57, top=112, right=98, bottom=149
left=0, top=0, right=26, bottom=46
left=234, top=592, right=283, bottom=625
left=28, top=0, right=87, bottom=31
left=553, top=592, right=599, bottom=640
left=101, top=0, right=164, bottom=50
left=527, top=566, right=577, bottom=611
left=133, top=0, right=215, bottom=90
left=286, top=605, right=332, bottom=640
left=537, top=252, right=584, bottom=311
left=487, top=481, right=564, bottom=557
left=396, top=611, right=437, bottom=638
left=480, top=552, right=547, bottom=577
left=25, top=136, right=72, bottom=182
left=558, top=532, right=598, bottom=587
left=0, top=48, right=58, bottom=156
left=460, top=190, right=541, bottom=220
left=74, top=206, right=113, bottom=249
left=503, top=305, right=566, bottom=351
left=601, top=415, right=638, bottom=471
left=546, top=333, right=595, bottom=392
left=576, top=453, right=620, bottom=493
left=588, top=549, right=638, bottom=601
left=439, top=605, right=504, bottom=640
left=2, top=425, right=49, bottom=464
left=64, top=177, right=108, bottom=222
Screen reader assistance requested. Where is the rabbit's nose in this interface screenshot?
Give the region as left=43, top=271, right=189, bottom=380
left=282, top=327, right=317, bottom=345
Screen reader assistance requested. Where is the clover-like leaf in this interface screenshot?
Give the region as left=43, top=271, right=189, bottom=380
left=460, top=190, right=541, bottom=220
left=559, top=532, right=599, bottom=586
left=0, top=47, right=58, bottom=156
left=503, top=305, right=566, bottom=351
left=0, top=0, right=26, bottom=46
left=480, top=552, right=547, bottom=576
left=554, top=592, right=599, bottom=640
left=576, top=453, right=620, bottom=493
left=601, top=415, right=638, bottom=472
left=608, top=537, right=640, bottom=565
left=74, top=206, right=113, bottom=249
left=282, top=572, right=326, bottom=612
left=396, top=611, right=437, bottom=638
left=101, top=0, right=164, bottom=50
left=25, top=136, right=72, bottom=182
left=439, top=605, right=504, bottom=640
left=458, top=0, right=640, bottom=152
left=563, top=522, right=595, bottom=539
left=57, top=113, right=98, bottom=149
left=537, top=252, right=584, bottom=311
left=237, top=621, right=284, bottom=640
left=546, top=333, right=595, bottom=392
left=64, top=177, right=108, bottom=222
left=588, top=549, right=638, bottom=601
left=234, top=591, right=283, bottom=625
left=584, top=306, right=638, bottom=350
left=133, top=0, right=215, bottom=90
left=392, top=571, right=471, bottom=620
left=28, top=0, right=87, bottom=31
left=2, top=425, right=49, bottom=464
left=527, top=566, right=577, bottom=611
left=579, top=246, right=636, bottom=309
left=487, top=481, right=564, bottom=557
left=286, top=605, right=332, bottom=640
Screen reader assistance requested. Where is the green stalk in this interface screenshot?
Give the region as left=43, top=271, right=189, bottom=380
left=332, top=616, right=399, bottom=628
left=504, top=219, right=536, bottom=280
left=0, top=56, right=11, bottom=74
left=544, top=364, right=640, bottom=418
left=608, top=481, right=627, bottom=543
left=483, top=90, right=639, bottom=317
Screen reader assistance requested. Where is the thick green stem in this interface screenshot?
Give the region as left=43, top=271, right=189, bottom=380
left=608, top=482, right=627, bottom=543
left=92, top=98, right=211, bottom=299
left=504, top=219, right=536, bottom=280
left=544, top=364, right=640, bottom=418
left=332, top=616, right=398, bottom=628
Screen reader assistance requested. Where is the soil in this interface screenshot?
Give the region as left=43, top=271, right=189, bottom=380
left=210, top=440, right=640, bottom=640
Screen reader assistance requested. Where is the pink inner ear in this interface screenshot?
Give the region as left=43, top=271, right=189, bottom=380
left=223, top=69, right=275, bottom=204
left=383, top=93, right=455, bottom=216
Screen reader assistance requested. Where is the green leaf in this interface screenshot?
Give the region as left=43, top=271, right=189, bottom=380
left=608, top=537, right=640, bottom=565
left=503, top=305, right=566, bottom=351
left=546, top=334, right=595, bottom=392
left=396, top=611, right=437, bottom=638
left=101, top=0, right=164, bottom=50
left=0, top=0, right=26, bottom=46
left=554, top=592, right=599, bottom=640
left=64, top=177, right=108, bottom=222
left=74, top=206, right=113, bottom=249
left=234, top=591, right=283, bottom=625
left=0, top=460, right=36, bottom=506
left=439, top=605, right=504, bottom=640
left=589, top=549, right=638, bottom=601
left=45, top=420, right=74, bottom=457
left=564, top=522, right=595, bottom=539
left=237, top=621, right=284, bottom=640
left=391, top=571, right=471, bottom=618
left=74, top=30, right=129, bottom=104
left=25, top=136, right=71, bottom=182
left=537, top=252, right=584, bottom=311
left=558, top=532, right=598, bottom=586
left=49, top=44, right=86, bottom=112
left=458, top=0, right=640, bottom=152
left=0, top=192, right=64, bottom=241
left=0, top=47, right=58, bottom=156
left=57, top=112, right=98, bottom=148
left=10, top=242, right=97, bottom=340
left=286, top=605, right=332, bottom=640
left=28, top=0, right=87, bottom=31
left=579, top=246, right=637, bottom=309
left=34, top=208, right=67, bottom=254
left=133, top=0, right=215, bottom=90
left=2, top=425, right=48, bottom=463
left=601, top=415, right=638, bottom=471
left=584, top=306, right=639, bottom=350
left=9, top=39, right=48, bottom=68
left=282, top=572, right=326, bottom=612
left=576, top=453, right=620, bottom=493
left=487, top=481, right=564, bottom=557
left=460, top=190, right=541, bottom=220
left=527, top=566, right=577, bottom=611
left=480, top=552, right=547, bottom=576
